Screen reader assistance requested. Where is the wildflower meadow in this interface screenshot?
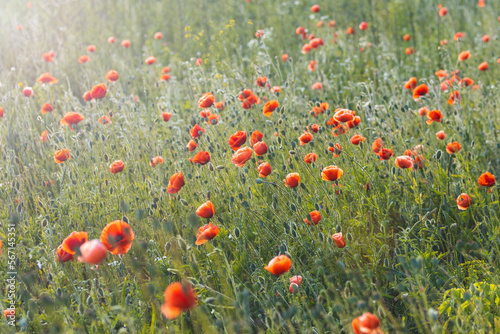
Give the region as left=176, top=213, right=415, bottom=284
left=1, top=0, right=500, bottom=333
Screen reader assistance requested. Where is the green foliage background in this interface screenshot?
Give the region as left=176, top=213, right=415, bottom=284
left=0, top=0, right=499, bottom=332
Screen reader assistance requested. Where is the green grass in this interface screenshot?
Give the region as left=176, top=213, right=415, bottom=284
left=1, top=0, right=500, bottom=332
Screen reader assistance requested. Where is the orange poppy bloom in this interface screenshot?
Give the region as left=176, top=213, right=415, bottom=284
left=265, top=255, right=292, bottom=276
left=110, top=160, right=125, bottom=174
left=436, top=131, right=446, bottom=140
left=405, top=47, right=415, bottom=55
left=198, top=92, right=215, bottom=108
left=404, top=77, right=417, bottom=90
left=255, top=76, right=267, bottom=87
left=329, top=143, right=342, bottom=157
left=435, top=70, right=448, bottom=80
left=395, top=156, right=413, bottom=169
left=150, top=156, right=164, bottom=167
left=359, top=22, right=368, bottom=30
left=99, top=116, right=110, bottom=124
left=154, top=32, right=163, bottom=39
left=190, top=124, right=205, bottom=138
left=23, top=87, right=33, bottom=97
left=167, top=172, right=185, bottom=194
left=304, top=210, right=321, bottom=225
left=352, top=313, right=382, bottom=334
left=90, top=83, right=107, bottom=99
left=311, top=4, right=319, bottom=12
left=40, top=130, right=49, bottom=142
left=412, top=84, right=428, bottom=101
left=162, top=112, right=172, bottom=122
left=299, top=132, right=313, bottom=146
left=121, top=40, right=130, bottom=48
left=456, top=193, right=472, bottom=210
left=215, top=101, right=224, bottom=110
left=196, top=201, right=215, bottom=219
left=105, top=70, right=119, bottom=82
left=418, top=107, right=429, bottom=117
left=186, top=140, right=197, bottom=152
left=482, top=35, right=490, bottom=43
left=334, top=109, right=355, bottom=123
left=478, top=172, right=495, bottom=187
left=350, top=135, right=366, bottom=145
left=161, top=282, right=197, bottom=320
left=100, top=220, right=135, bottom=255
left=61, top=231, right=89, bottom=254
left=454, top=32, right=465, bottom=41
left=311, top=82, right=323, bottom=90
left=231, top=147, right=253, bottom=167
left=448, top=91, right=460, bottom=105
left=331, top=124, right=348, bottom=137
left=0, top=107, right=3, bottom=118
left=79, top=55, right=89, bottom=63
left=145, top=56, right=156, bottom=65
left=42, top=50, right=55, bottom=62
left=161, top=66, right=170, bottom=73
left=346, top=27, right=354, bottom=35
left=303, top=153, right=317, bottom=164
left=258, top=162, right=272, bottom=177
left=228, top=131, right=247, bottom=151
left=332, top=233, right=346, bottom=248
left=56, top=246, right=74, bottom=262
left=270, top=86, right=281, bottom=93
left=263, top=100, right=279, bottom=117
left=108, top=36, right=116, bottom=44
left=87, top=45, right=96, bottom=52
left=249, top=130, right=264, bottom=146
left=321, top=166, right=343, bottom=181
left=207, top=114, right=219, bottom=124
left=346, top=116, right=361, bottom=129
left=60, top=112, right=85, bottom=130
left=37, top=72, right=58, bottom=84
left=196, top=58, right=203, bottom=66
left=478, top=62, right=488, bottom=71
left=446, top=142, right=461, bottom=154
left=372, top=138, right=384, bottom=154
left=308, top=60, right=317, bottom=72
left=378, top=148, right=393, bottom=161
left=160, top=74, right=171, bottom=81
left=403, top=34, right=410, bottom=41
left=54, top=149, right=71, bottom=163
left=253, top=141, right=268, bottom=156
left=78, top=240, right=107, bottom=265
left=83, top=91, right=92, bottom=101
left=439, top=6, right=448, bottom=16
left=309, top=124, right=320, bottom=133
left=426, top=109, right=442, bottom=125
left=195, top=222, right=219, bottom=245
left=459, top=77, right=474, bottom=87
left=458, top=50, right=470, bottom=61
left=284, top=173, right=300, bottom=188
left=41, top=102, right=53, bottom=114
left=189, top=151, right=210, bottom=165
left=282, top=54, right=289, bottom=61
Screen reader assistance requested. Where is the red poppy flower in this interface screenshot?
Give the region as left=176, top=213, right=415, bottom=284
left=186, top=140, right=197, bottom=152
left=263, top=100, right=279, bottom=117
left=378, top=148, right=393, bottom=161
left=404, top=77, right=417, bottom=90
left=458, top=50, right=470, bottom=61
left=121, top=40, right=130, bottom=48
left=395, top=156, right=413, bottom=169
left=304, top=153, right=317, bottom=164
left=284, top=173, right=300, bottom=188
left=258, top=162, right=271, bottom=177
left=372, top=138, right=384, bottom=154
left=149, top=156, right=164, bottom=167
left=231, top=147, right=253, bottom=167
left=189, top=151, right=210, bottom=165
left=60, top=112, right=85, bottom=130
left=79, top=55, right=89, bottom=63
left=56, top=246, right=74, bottom=263
left=37, top=72, right=58, bottom=84
left=100, top=220, right=135, bottom=255
left=299, top=132, right=313, bottom=146
left=265, top=255, right=292, bottom=276
left=436, top=131, right=446, bottom=140
left=106, top=70, right=119, bottom=82
left=198, top=92, right=215, bottom=108
left=352, top=313, right=382, bottom=334
left=54, top=149, right=71, bottom=163
left=167, top=172, right=185, bottom=194
left=196, top=201, right=215, bottom=219
left=350, top=135, right=366, bottom=145
left=446, top=142, right=461, bottom=154
left=321, top=166, right=343, bottom=181
left=61, top=231, right=89, bottom=255
left=228, top=131, right=247, bottom=151
left=426, top=109, right=442, bottom=124
left=87, top=45, right=96, bottom=52
left=41, top=102, right=53, bottom=114
left=195, top=222, right=219, bottom=245
left=304, top=210, right=321, bottom=225
left=90, top=83, right=107, bottom=99
left=413, top=84, right=428, bottom=101
left=329, top=143, right=342, bottom=157
left=253, top=141, right=268, bottom=156
left=161, top=282, right=197, bottom=320
left=332, top=233, right=346, bottom=248
left=154, top=32, right=163, bottom=39
left=145, top=56, right=156, bottom=65
left=478, top=172, right=495, bottom=187
left=190, top=124, right=205, bottom=138
left=110, top=160, right=125, bottom=174
left=162, top=112, right=172, bottom=122
left=478, top=62, right=489, bottom=71
left=457, top=193, right=472, bottom=210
